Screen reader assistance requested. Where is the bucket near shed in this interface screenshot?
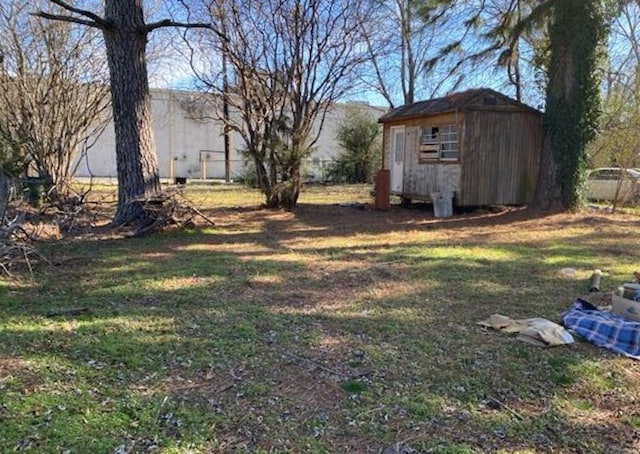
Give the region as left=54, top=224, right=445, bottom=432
left=432, top=191, right=453, bottom=218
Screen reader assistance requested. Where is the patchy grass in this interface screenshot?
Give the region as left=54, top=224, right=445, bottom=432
left=1, top=184, right=640, bottom=453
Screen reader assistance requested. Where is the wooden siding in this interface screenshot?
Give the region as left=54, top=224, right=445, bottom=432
left=381, top=112, right=459, bottom=129
left=402, top=125, right=461, bottom=199
left=380, top=103, right=542, bottom=206
left=459, top=110, right=541, bottom=206
left=382, top=124, right=390, bottom=170
left=383, top=113, right=462, bottom=198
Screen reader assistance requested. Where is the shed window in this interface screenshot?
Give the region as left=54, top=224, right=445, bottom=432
left=393, top=129, right=405, bottom=163
left=419, top=124, right=458, bottom=162
left=439, top=125, right=458, bottom=160
left=421, top=127, right=439, bottom=145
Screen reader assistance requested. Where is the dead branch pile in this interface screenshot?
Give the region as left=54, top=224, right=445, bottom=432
left=129, top=189, right=215, bottom=237
left=0, top=188, right=114, bottom=279
left=0, top=214, right=49, bottom=278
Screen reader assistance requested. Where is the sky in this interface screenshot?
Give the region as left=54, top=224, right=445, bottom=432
left=144, top=5, right=532, bottom=109
left=144, top=0, right=637, bottom=112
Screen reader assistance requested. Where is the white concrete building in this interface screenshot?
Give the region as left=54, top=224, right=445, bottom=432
left=76, top=88, right=386, bottom=182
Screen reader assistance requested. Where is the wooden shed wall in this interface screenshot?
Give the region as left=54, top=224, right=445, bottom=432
left=459, top=110, right=541, bottom=206
left=402, top=125, right=461, bottom=199
left=382, top=124, right=390, bottom=169
left=383, top=113, right=462, bottom=199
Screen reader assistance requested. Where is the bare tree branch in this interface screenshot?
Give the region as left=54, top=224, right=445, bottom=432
left=1, top=0, right=111, bottom=201
left=36, top=0, right=110, bottom=29
left=360, top=0, right=462, bottom=107
left=185, top=0, right=369, bottom=208
left=31, top=11, right=101, bottom=29
left=145, top=19, right=213, bottom=33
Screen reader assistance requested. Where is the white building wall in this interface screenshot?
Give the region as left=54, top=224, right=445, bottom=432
left=77, top=119, right=116, bottom=178
left=77, top=88, right=385, bottom=182
left=150, top=89, right=245, bottom=180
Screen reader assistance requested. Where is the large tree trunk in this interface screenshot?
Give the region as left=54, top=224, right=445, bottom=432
left=533, top=0, right=603, bottom=210
left=533, top=135, right=562, bottom=210
left=103, top=1, right=160, bottom=225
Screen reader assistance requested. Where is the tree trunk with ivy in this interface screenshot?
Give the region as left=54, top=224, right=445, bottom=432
left=533, top=0, right=605, bottom=210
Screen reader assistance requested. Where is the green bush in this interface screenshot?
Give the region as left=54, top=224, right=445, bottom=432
left=327, top=106, right=381, bottom=183
left=237, top=159, right=260, bottom=189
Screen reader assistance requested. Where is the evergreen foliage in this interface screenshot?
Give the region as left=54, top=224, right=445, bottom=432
left=543, top=0, right=606, bottom=208
left=327, top=107, right=381, bottom=184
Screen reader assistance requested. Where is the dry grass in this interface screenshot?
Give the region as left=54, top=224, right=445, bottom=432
left=0, top=183, right=639, bottom=453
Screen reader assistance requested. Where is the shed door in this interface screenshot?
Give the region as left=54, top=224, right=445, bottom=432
left=390, top=126, right=405, bottom=193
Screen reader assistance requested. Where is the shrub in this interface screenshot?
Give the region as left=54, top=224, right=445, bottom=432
left=327, top=106, right=381, bottom=183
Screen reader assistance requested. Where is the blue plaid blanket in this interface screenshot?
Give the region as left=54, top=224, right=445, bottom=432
left=561, top=299, right=640, bottom=360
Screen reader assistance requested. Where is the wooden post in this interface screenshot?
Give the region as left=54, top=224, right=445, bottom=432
left=375, top=169, right=390, bottom=211
left=222, top=51, right=231, bottom=183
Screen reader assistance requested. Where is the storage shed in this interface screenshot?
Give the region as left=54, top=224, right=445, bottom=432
left=378, top=88, right=543, bottom=207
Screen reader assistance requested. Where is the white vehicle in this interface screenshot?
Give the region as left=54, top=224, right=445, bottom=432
left=585, top=167, right=640, bottom=204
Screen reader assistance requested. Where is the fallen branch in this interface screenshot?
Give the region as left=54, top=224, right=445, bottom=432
left=487, top=397, right=524, bottom=420
left=188, top=205, right=215, bottom=226
left=125, top=189, right=215, bottom=237
left=0, top=212, right=50, bottom=279
left=130, top=216, right=170, bottom=238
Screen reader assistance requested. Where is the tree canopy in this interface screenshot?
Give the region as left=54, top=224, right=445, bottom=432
left=3, top=0, right=630, bottom=215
